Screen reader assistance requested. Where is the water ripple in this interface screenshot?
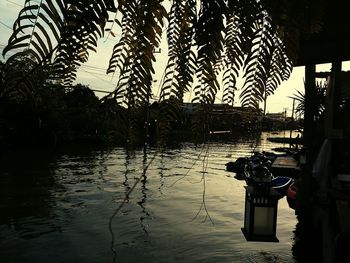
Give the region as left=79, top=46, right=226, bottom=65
left=0, top=131, right=300, bottom=262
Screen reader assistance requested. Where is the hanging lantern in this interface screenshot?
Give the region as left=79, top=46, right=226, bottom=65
left=241, top=185, right=280, bottom=242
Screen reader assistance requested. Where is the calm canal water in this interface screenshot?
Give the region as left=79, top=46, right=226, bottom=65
left=0, top=131, right=300, bottom=263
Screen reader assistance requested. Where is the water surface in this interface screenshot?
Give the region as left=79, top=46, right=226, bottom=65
left=0, top=131, right=299, bottom=262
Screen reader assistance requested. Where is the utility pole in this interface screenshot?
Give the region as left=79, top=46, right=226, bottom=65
left=289, top=98, right=296, bottom=143
left=283, top=107, right=288, bottom=120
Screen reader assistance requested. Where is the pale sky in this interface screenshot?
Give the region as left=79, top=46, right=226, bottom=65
left=1, top=0, right=346, bottom=117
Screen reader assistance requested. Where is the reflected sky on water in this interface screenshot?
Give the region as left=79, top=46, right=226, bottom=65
left=0, top=131, right=302, bottom=262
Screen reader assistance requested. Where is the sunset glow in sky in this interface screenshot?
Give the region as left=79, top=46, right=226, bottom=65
left=2, top=0, right=344, bottom=116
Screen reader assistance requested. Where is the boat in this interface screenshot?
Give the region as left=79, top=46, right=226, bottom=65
left=225, top=151, right=278, bottom=174
left=271, top=176, right=294, bottom=195
left=267, top=136, right=303, bottom=145
left=286, top=181, right=297, bottom=209
left=226, top=151, right=294, bottom=197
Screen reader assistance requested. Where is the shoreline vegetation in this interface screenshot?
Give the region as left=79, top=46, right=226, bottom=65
left=0, top=84, right=302, bottom=151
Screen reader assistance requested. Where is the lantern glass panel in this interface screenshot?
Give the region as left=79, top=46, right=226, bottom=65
left=253, top=207, right=274, bottom=235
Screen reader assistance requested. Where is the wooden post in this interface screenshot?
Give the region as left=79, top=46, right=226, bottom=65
left=296, top=64, right=317, bottom=222
left=331, top=61, right=342, bottom=132
left=304, top=64, right=316, bottom=167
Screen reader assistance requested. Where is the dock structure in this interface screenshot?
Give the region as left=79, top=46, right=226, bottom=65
left=271, top=156, right=301, bottom=178
left=296, top=65, right=350, bottom=262
left=285, top=0, right=350, bottom=261
left=296, top=67, right=350, bottom=262
left=331, top=174, right=350, bottom=262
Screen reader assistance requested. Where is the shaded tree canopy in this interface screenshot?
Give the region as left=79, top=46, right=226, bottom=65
left=1, top=0, right=330, bottom=111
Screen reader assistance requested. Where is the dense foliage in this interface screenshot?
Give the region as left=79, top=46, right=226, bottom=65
left=0, top=82, right=127, bottom=148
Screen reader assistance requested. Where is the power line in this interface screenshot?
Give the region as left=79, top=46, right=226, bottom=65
left=6, top=0, right=23, bottom=7
left=80, top=64, right=108, bottom=72
left=0, top=21, right=13, bottom=30
left=79, top=69, right=109, bottom=77
left=89, top=88, right=112, bottom=94
left=79, top=68, right=116, bottom=87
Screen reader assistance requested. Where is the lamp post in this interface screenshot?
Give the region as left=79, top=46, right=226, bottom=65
left=241, top=185, right=280, bottom=242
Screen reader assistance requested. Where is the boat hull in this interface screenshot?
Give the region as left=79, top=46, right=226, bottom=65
left=271, top=176, right=294, bottom=196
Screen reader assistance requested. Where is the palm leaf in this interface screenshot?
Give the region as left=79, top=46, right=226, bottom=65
left=192, top=0, right=226, bottom=105
left=160, top=0, right=196, bottom=102
left=221, top=12, right=245, bottom=105
left=107, top=0, right=166, bottom=110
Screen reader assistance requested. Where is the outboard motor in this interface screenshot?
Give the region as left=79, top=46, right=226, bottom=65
left=250, top=165, right=272, bottom=192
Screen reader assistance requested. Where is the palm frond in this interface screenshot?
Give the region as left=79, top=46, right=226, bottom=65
left=192, top=0, right=226, bottom=105
left=290, top=81, right=327, bottom=118
left=3, top=0, right=116, bottom=87
left=221, top=12, right=245, bottom=105
left=239, top=8, right=293, bottom=109
left=160, top=0, right=197, bottom=102
left=264, top=35, right=292, bottom=99
left=240, top=10, right=272, bottom=108
left=52, top=0, right=116, bottom=85
left=107, top=0, right=167, bottom=109
left=3, top=0, right=64, bottom=63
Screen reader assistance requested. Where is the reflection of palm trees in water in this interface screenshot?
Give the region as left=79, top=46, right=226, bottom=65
left=108, top=146, right=157, bottom=263
left=163, top=143, right=213, bottom=224
left=137, top=147, right=151, bottom=235
left=157, top=152, right=166, bottom=194
left=120, top=147, right=150, bottom=234
left=122, top=149, right=131, bottom=194
left=191, top=144, right=213, bottom=224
